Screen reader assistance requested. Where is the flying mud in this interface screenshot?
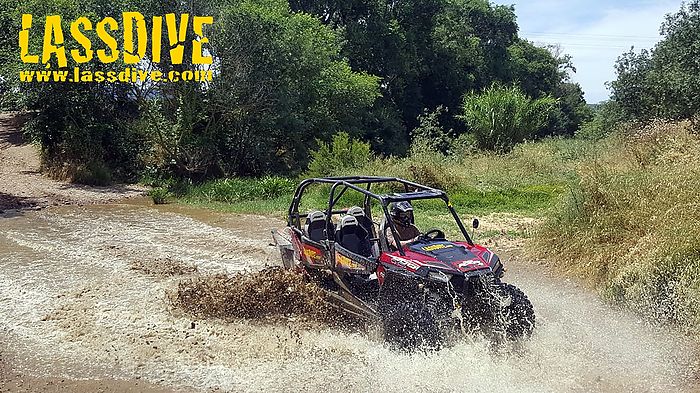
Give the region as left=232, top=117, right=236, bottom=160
left=0, top=202, right=698, bottom=392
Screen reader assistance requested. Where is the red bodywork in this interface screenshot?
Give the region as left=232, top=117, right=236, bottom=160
left=377, top=241, right=497, bottom=284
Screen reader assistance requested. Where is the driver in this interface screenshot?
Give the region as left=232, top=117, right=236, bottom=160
left=386, top=201, right=421, bottom=250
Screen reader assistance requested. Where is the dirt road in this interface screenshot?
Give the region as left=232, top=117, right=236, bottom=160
left=0, top=113, right=144, bottom=212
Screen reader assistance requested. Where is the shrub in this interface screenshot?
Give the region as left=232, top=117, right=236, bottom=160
left=149, top=187, right=170, bottom=205
left=532, top=120, right=700, bottom=332
left=306, top=132, right=372, bottom=177
left=576, top=100, right=627, bottom=140
left=459, top=85, right=556, bottom=152
left=411, top=106, right=453, bottom=155
left=184, top=176, right=295, bottom=204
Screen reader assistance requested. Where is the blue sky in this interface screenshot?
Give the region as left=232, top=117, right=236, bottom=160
left=492, top=0, right=682, bottom=103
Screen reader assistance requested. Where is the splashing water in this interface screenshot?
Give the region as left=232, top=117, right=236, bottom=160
left=0, top=203, right=697, bottom=392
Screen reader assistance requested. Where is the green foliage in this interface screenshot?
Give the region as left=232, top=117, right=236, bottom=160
left=291, top=0, right=586, bottom=152
left=2, top=0, right=590, bottom=181
left=149, top=187, right=170, bottom=205
left=460, top=85, right=556, bottom=152
left=306, top=132, right=372, bottom=177
left=70, top=161, right=113, bottom=186
left=185, top=176, right=296, bottom=204
left=543, top=82, right=593, bottom=137
left=610, top=1, right=700, bottom=124
left=411, top=106, right=453, bottom=155
left=577, top=101, right=627, bottom=140
left=7, top=0, right=145, bottom=181
left=533, top=121, right=700, bottom=331
left=205, top=0, right=380, bottom=175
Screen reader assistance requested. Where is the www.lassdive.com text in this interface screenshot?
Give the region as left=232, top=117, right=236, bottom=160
left=18, top=12, right=213, bottom=83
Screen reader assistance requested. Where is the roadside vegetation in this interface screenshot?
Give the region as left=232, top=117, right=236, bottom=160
left=533, top=120, right=700, bottom=333
left=171, top=133, right=594, bottom=218
left=1, top=0, right=589, bottom=183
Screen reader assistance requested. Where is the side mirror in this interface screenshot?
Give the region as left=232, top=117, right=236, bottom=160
left=472, top=218, right=480, bottom=229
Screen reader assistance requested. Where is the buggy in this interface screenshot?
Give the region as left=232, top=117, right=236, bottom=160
left=272, top=176, right=534, bottom=348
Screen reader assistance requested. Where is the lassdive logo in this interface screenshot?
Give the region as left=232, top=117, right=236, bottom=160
left=18, top=12, right=213, bottom=83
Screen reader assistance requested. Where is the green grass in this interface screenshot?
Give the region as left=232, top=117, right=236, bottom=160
left=170, top=136, right=588, bottom=220
left=175, top=180, right=563, bottom=218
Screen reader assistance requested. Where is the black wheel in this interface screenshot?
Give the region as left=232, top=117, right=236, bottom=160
left=462, top=276, right=535, bottom=342
left=500, top=283, right=535, bottom=339
left=381, top=302, right=442, bottom=351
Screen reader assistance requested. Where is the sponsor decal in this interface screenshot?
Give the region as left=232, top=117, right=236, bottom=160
left=457, top=259, right=485, bottom=270
left=390, top=256, right=420, bottom=271
left=421, top=243, right=453, bottom=252
left=336, top=252, right=364, bottom=270
left=303, top=246, right=322, bottom=264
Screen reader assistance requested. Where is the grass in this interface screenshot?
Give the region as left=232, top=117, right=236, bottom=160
left=171, top=136, right=594, bottom=219
left=531, top=120, right=700, bottom=333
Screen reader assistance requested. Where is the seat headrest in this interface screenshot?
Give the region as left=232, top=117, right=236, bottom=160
left=306, top=210, right=326, bottom=223
left=347, top=206, right=365, bottom=218
left=339, top=215, right=359, bottom=229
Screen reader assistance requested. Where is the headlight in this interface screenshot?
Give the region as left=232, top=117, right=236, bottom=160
left=428, top=271, right=452, bottom=283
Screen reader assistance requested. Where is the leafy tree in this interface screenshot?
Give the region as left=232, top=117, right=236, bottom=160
left=543, top=81, right=592, bottom=137
left=8, top=0, right=144, bottom=182
left=205, top=0, right=380, bottom=176
left=610, top=0, right=700, bottom=125
left=293, top=0, right=587, bottom=150
left=460, top=84, right=555, bottom=152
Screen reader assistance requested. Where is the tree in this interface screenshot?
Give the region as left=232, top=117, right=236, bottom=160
left=204, top=0, right=380, bottom=176
left=292, top=0, right=587, bottom=149
left=9, top=0, right=144, bottom=183
left=610, top=0, right=700, bottom=124
left=459, top=85, right=555, bottom=152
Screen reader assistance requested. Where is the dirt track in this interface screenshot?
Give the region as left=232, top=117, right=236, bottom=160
left=1, top=113, right=699, bottom=392
left=2, top=203, right=699, bottom=392
left=0, top=113, right=145, bottom=212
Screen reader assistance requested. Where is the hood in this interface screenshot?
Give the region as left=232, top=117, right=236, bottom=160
left=407, top=241, right=492, bottom=273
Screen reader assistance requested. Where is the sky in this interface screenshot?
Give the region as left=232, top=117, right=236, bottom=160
left=491, top=0, right=682, bottom=103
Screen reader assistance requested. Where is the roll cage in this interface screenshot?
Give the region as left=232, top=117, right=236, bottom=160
left=287, top=176, right=474, bottom=256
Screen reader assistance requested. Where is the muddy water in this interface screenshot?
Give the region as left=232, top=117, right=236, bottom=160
left=0, top=202, right=698, bottom=392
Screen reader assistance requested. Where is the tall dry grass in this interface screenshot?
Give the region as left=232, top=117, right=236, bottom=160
left=532, top=120, right=700, bottom=331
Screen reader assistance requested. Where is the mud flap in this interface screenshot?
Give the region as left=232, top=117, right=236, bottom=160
left=271, top=229, right=296, bottom=270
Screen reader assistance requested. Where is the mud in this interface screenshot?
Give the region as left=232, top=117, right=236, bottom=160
left=0, top=113, right=145, bottom=211
left=1, top=202, right=698, bottom=392
left=169, top=268, right=336, bottom=323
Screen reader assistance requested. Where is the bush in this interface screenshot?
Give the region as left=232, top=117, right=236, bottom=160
left=411, top=106, right=452, bottom=155
left=532, top=120, right=700, bottom=332
left=149, top=187, right=170, bottom=205
left=459, top=85, right=556, bottom=152
left=306, top=132, right=372, bottom=177
left=576, top=100, right=627, bottom=140
left=185, top=176, right=295, bottom=204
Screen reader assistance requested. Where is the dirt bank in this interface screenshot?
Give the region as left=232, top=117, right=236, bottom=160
left=0, top=113, right=145, bottom=212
